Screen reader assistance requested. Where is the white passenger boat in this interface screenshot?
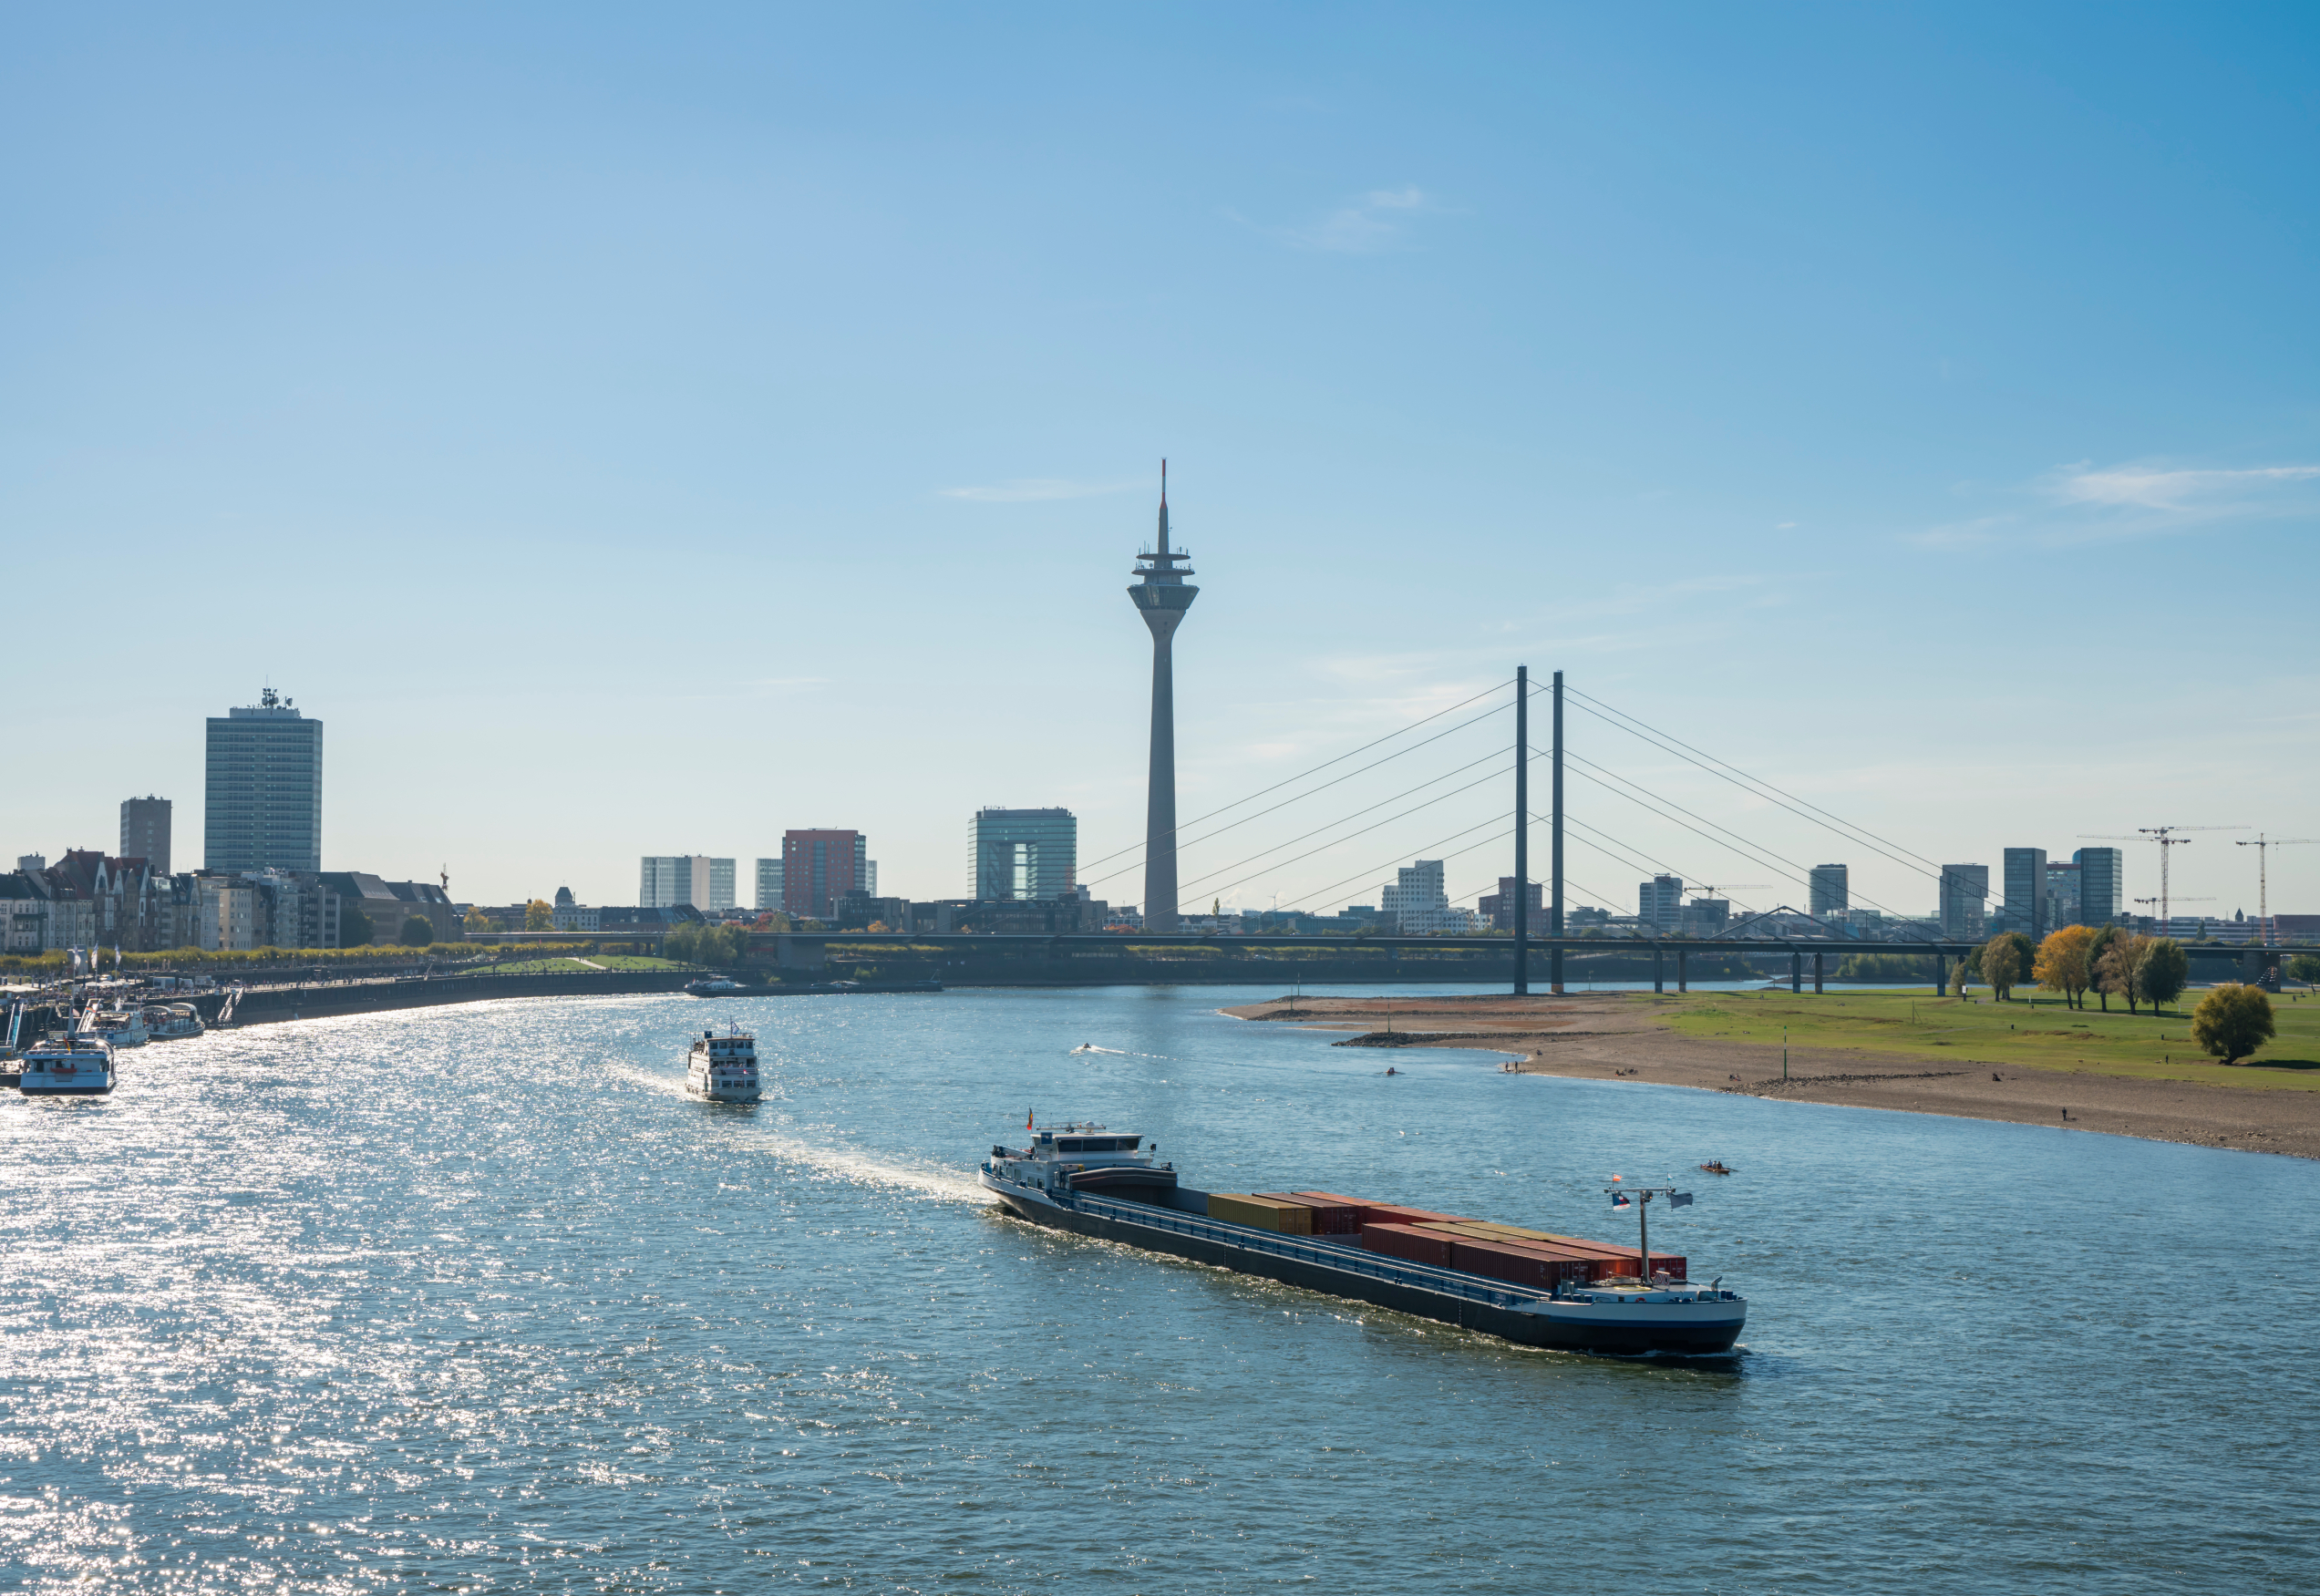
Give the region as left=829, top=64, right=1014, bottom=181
left=146, top=1004, right=205, bottom=1040
left=88, top=1008, right=150, bottom=1047
left=20, top=1031, right=117, bottom=1097
left=686, top=1026, right=761, bottom=1102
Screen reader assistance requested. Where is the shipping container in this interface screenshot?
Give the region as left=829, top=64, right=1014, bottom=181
left=1357, top=1223, right=1455, bottom=1268
left=1364, top=1203, right=1470, bottom=1226
left=1446, top=1238, right=1591, bottom=1292
left=1593, top=1253, right=1687, bottom=1281
left=1253, top=1193, right=1364, bottom=1235
left=1207, top=1193, right=1315, bottom=1235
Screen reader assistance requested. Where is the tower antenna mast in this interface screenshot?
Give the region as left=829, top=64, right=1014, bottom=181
left=1129, top=459, right=1199, bottom=933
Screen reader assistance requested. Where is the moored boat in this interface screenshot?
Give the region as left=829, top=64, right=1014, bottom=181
left=88, top=1007, right=150, bottom=1047
left=979, top=1124, right=1745, bottom=1356
left=146, top=1004, right=204, bottom=1040
left=20, top=1030, right=118, bottom=1097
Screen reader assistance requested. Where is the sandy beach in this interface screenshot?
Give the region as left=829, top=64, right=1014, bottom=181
left=1223, top=991, right=2320, bottom=1160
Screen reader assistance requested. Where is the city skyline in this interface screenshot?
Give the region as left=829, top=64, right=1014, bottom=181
left=5, top=9, right=2315, bottom=920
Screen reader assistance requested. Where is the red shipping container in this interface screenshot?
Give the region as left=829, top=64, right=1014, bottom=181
left=1447, top=1238, right=1584, bottom=1291
left=1595, top=1252, right=1687, bottom=1281
left=1358, top=1223, right=1455, bottom=1268
left=1367, top=1204, right=1470, bottom=1225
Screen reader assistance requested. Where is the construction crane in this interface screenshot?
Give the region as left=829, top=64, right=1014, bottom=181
left=1690, top=882, right=1772, bottom=905
left=2081, top=827, right=2246, bottom=923
left=2236, top=836, right=2317, bottom=946
left=2133, top=895, right=2213, bottom=931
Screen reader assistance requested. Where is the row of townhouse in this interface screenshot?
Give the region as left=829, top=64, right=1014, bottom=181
left=0, top=850, right=459, bottom=953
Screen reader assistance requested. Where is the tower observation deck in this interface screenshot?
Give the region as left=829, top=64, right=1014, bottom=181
left=1129, top=462, right=1198, bottom=933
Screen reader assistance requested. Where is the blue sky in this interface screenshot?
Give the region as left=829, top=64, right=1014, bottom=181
left=5, top=5, right=2315, bottom=922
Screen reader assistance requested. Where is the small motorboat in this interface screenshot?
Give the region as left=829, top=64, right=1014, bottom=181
left=1698, top=1160, right=1736, bottom=1176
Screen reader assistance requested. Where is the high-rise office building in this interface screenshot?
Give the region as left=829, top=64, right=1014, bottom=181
left=782, top=830, right=868, bottom=919
left=2003, top=848, right=2049, bottom=939
left=1639, top=875, right=1684, bottom=932
left=639, top=856, right=735, bottom=911
left=1479, top=877, right=1542, bottom=932
left=2075, top=847, right=2124, bottom=924
left=1129, top=465, right=1197, bottom=932
left=120, top=796, right=172, bottom=875
left=204, top=688, right=323, bottom=872
left=2045, top=859, right=2081, bottom=928
left=1940, top=864, right=1988, bottom=938
left=755, top=858, right=784, bottom=911
left=1382, top=859, right=1461, bottom=932
left=1809, top=863, right=1850, bottom=915
left=968, top=808, right=1078, bottom=901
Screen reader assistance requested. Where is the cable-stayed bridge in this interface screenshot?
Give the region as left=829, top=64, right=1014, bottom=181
left=771, top=668, right=2301, bottom=990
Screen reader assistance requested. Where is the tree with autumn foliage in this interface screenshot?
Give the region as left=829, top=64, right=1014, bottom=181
left=2097, top=931, right=2151, bottom=1014
left=2034, top=924, right=2097, bottom=1008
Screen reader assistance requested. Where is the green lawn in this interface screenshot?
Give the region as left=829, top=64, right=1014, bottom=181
left=1655, top=987, right=2320, bottom=1090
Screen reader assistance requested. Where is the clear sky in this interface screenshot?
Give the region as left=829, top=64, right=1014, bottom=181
left=6, top=5, right=2316, bottom=924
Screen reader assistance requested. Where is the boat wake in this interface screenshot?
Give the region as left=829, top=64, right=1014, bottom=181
left=756, top=1134, right=987, bottom=1205
left=605, top=1061, right=691, bottom=1098
left=1069, top=1044, right=1169, bottom=1059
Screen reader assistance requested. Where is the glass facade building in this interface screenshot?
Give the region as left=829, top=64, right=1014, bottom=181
left=967, top=808, right=1078, bottom=901
left=2003, top=848, right=2049, bottom=939
left=204, top=690, right=323, bottom=873
left=1940, top=864, right=1989, bottom=938
left=1809, top=863, right=1850, bottom=914
left=640, top=856, right=736, bottom=911
left=2075, top=847, right=2124, bottom=924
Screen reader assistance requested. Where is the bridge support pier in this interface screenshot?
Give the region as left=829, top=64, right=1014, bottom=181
left=1654, top=945, right=1664, bottom=994
left=1791, top=951, right=1801, bottom=994
left=1813, top=950, right=1823, bottom=994
left=1935, top=954, right=1946, bottom=995
left=1677, top=948, right=1687, bottom=994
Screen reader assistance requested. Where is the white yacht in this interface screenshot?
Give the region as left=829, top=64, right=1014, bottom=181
left=686, top=1026, right=761, bottom=1102
left=20, top=1030, right=117, bottom=1097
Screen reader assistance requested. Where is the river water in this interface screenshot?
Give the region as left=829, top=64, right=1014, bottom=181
left=3, top=983, right=2315, bottom=1591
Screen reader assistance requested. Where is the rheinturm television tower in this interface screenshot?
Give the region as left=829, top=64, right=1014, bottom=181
left=1129, top=461, right=1198, bottom=933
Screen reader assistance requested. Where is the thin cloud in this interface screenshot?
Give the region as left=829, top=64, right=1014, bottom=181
left=1902, top=520, right=2004, bottom=551
left=1273, top=186, right=1436, bottom=253
left=937, top=478, right=1139, bottom=503
left=1905, top=458, right=2320, bottom=551
left=2054, top=463, right=2320, bottom=510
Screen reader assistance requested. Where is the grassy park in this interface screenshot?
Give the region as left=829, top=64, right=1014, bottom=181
left=1655, top=986, right=2320, bottom=1090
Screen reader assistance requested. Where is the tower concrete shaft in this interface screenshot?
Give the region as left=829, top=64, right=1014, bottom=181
left=1129, top=464, right=1197, bottom=933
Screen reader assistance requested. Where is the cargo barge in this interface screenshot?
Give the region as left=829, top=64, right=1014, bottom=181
left=980, top=1123, right=1745, bottom=1356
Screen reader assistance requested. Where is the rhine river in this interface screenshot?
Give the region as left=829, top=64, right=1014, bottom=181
left=4, top=984, right=2315, bottom=1591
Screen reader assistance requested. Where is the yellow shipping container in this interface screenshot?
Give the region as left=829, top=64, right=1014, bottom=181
left=1208, top=1193, right=1315, bottom=1235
